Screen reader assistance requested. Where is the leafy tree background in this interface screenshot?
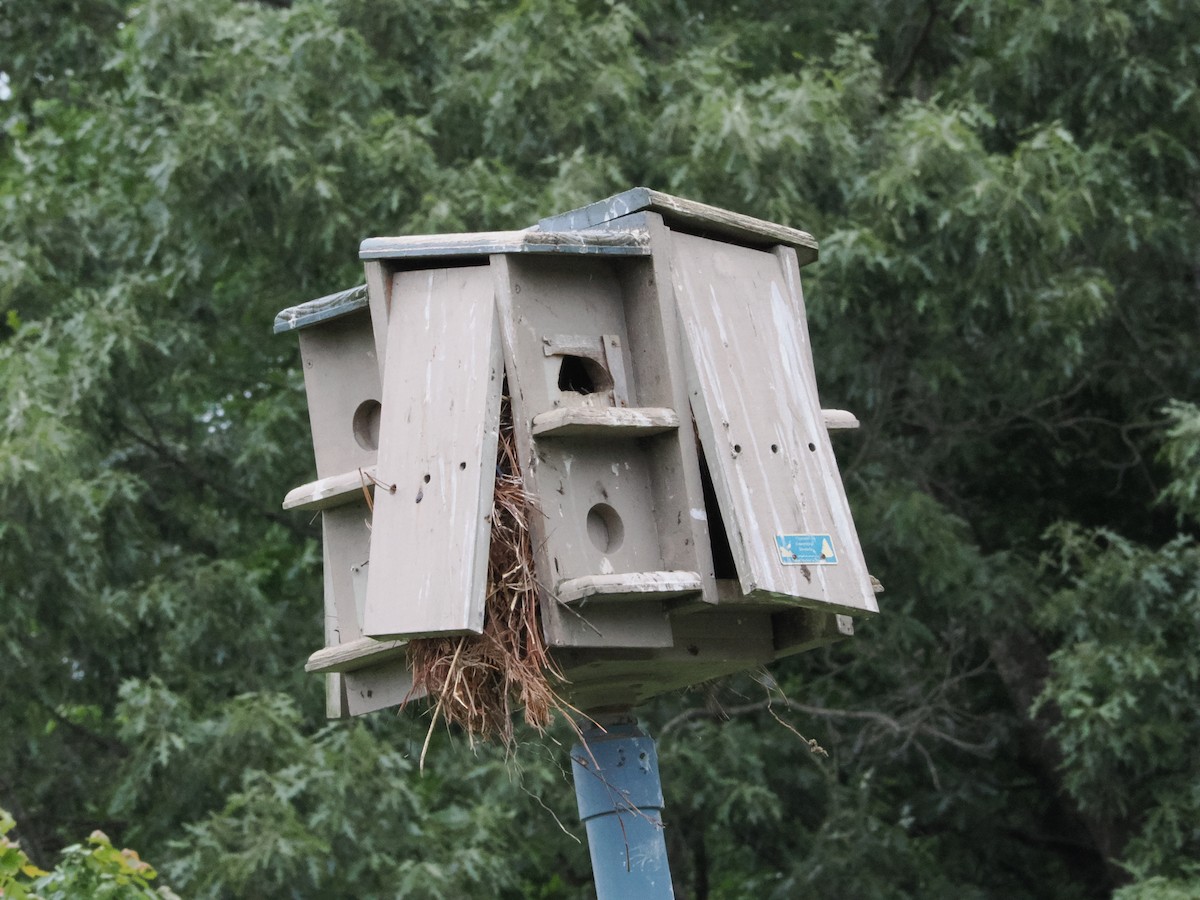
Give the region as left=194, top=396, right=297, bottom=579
left=1, top=0, right=1197, bottom=897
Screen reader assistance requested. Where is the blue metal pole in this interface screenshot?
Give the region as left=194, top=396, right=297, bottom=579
left=571, top=712, right=675, bottom=899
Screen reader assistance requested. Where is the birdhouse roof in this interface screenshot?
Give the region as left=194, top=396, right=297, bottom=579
left=535, top=187, right=819, bottom=265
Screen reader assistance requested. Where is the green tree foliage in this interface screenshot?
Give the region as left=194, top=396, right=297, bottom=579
left=1034, top=403, right=1200, bottom=883
left=2, top=806, right=177, bottom=899
left=1, top=0, right=1196, bottom=896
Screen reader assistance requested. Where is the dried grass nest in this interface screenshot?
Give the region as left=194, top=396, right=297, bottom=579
left=405, top=397, right=568, bottom=755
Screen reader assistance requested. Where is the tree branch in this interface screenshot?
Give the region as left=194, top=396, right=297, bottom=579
left=890, top=0, right=941, bottom=95
left=659, top=695, right=993, bottom=758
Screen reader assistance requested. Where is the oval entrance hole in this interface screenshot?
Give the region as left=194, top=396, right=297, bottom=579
left=586, top=503, right=624, bottom=554
left=352, top=399, right=382, bottom=451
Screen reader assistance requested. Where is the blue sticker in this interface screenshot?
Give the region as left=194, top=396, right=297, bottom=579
left=775, top=534, right=838, bottom=566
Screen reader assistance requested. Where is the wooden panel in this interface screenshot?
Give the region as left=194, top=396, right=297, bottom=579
left=283, top=466, right=376, bottom=511
left=496, top=255, right=637, bottom=417
left=363, top=260, right=392, bottom=379
left=530, top=406, right=679, bottom=438
left=628, top=215, right=719, bottom=605
left=554, top=609, right=775, bottom=708
left=537, top=187, right=819, bottom=266
left=669, top=232, right=878, bottom=616
left=322, top=505, right=371, bottom=645
left=296, top=308, right=381, bottom=479
left=359, top=228, right=650, bottom=262
left=273, top=284, right=368, bottom=335
left=492, top=254, right=674, bottom=649
left=529, top=439, right=662, bottom=580
left=362, top=265, right=503, bottom=639
left=323, top=582, right=349, bottom=718
left=823, top=409, right=860, bottom=430
left=772, top=608, right=854, bottom=659
left=317, top=503, right=372, bottom=719
left=344, top=657, right=420, bottom=716
left=306, top=637, right=408, bottom=674
left=556, top=571, right=702, bottom=605
left=325, top=673, right=348, bottom=719
left=543, top=605, right=675, bottom=649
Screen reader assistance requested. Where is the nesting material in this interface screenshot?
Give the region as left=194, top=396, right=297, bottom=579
left=405, top=397, right=565, bottom=751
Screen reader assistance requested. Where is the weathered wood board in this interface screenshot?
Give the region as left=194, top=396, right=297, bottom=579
left=493, top=253, right=699, bottom=649
left=359, top=227, right=650, bottom=262
left=537, top=187, right=819, bottom=266
left=555, top=571, right=702, bottom=605
left=296, top=308, right=381, bottom=479
left=362, top=264, right=503, bottom=639
left=669, top=231, right=878, bottom=616
left=322, top=505, right=371, bottom=645
left=530, top=406, right=679, bottom=438
left=273, top=284, right=368, bottom=335
left=344, top=657, right=419, bottom=717
left=554, top=608, right=777, bottom=709
left=619, top=217, right=719, bottom=604
left=323, top=604, right=348, bottom=718
left=363, top=260, right=393, bottom=380
left=305, top=636, right=407, bottom=674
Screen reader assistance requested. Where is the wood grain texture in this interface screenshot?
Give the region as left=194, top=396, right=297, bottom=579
left=321, top=505, right=371, bottom=644
left=552, top=608, right=775, bottom=708
left=362, top=264, right=503, bottom=639
left=363, top=260, right=392, bottom=380
left=344, top=657, right=422, bottom=716
left=530, top=406, right=679, bottom=438
left=323, top=570, right=349, bottom=717
left=283, top=466, right=376, bottom=511
left=359, top=228, right=649, bottom=261
left=670, top=232, right=878, bottom=616
left=325, top=673, right=348, bottom=719
left=305, top=636, right=408, bottom=674
left=555, top=570, right=702, bottom=605
left=537, top=187, right=818, bottom=266
left=822, top=409, right=860, bottom=430
left=492, top=253, right=675, bottom=649
left=631, top=215, right=721, bottom=608
left=274, top=284, right=368, bottom=334
left=296, top=308, right=381, bottom=479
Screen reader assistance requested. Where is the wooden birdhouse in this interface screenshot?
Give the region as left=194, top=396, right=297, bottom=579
left=275, top=188, right=881, bottom=716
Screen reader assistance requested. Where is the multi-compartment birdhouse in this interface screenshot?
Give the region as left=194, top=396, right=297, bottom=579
left=275, top=188, right=880, bottom=718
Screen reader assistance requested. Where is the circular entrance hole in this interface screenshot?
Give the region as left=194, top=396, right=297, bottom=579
left=586, top=503, right=624, bottom=554
left=352, top=399, right=382, bottom=451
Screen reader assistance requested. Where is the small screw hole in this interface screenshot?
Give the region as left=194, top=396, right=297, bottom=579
left=459, top=461, right=466, bottom=470
left=733, top=444, right=742, bottom=454
left=771, top=444, right=779, bottom=453
left=808, top=442, right=816, bottom=451
left=423, top=473, right=431, bottom=483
